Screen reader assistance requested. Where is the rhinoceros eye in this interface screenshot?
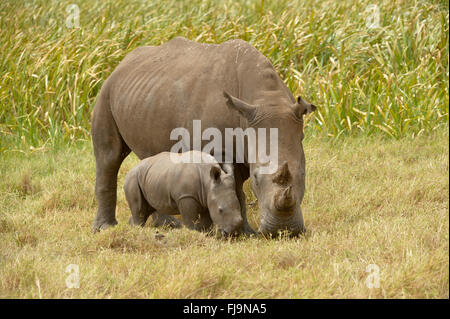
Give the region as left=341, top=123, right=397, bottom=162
left=253, top=172, right=258, bottom=184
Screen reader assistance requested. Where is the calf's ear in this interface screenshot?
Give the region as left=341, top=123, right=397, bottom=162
left=223, top=91, right=257, bottom=122
left=220, top=163, right=234, bottom=176
left=210, top=166, right=222, bottom=183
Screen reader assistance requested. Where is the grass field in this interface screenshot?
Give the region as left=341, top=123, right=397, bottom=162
left=0, top=0, right=448, bottom=148
left=0, top=130, right=448, bottom=298
left=0, top=0, right=448, bottom=298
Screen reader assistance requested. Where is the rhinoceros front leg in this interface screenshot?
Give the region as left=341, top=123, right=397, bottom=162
left=234, top=164, right=256, bottom=236
left=178, top=198, right=211, bottom=232
left=150, top=212, right=182, bottom=229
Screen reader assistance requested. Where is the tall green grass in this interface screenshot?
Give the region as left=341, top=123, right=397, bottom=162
left=0, top=0, right=448, bottom=150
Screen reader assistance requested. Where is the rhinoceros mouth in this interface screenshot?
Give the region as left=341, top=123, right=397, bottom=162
left=220, top=228, right=240, bottom=238
left=258, top=225, right=305, bottom=237
left=258, top=209, right=305, bottom=237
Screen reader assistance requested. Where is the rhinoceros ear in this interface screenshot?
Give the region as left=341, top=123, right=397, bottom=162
left=220, top=163, right=234, bottom=176
left=210, top=166, right=222, bottom=183
left=293, top=96, right=316, bottom=118
left=223, top=91, right=257, bottom=122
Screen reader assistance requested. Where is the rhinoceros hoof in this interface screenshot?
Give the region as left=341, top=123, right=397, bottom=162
left=240, top=224, right=257, bottom=237
left=91, top=220, right=118, bottom=233
left=151, top=214, right=182, bottom=229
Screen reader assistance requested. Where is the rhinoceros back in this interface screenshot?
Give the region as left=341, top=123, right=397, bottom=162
left=105, top=37, right=288, bottom=160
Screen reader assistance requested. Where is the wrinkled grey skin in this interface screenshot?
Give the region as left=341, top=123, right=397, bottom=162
left=124, top=151, right=243, bottom=236
left=91, top=37, right=316, bottom=236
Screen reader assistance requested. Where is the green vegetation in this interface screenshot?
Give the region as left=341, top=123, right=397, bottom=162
left=0, top=131, right=448, bottom=298
left=0, top=0, right=448, bottom=149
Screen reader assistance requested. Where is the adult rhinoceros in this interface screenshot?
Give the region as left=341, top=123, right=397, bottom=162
left=91, top=37, right=316, bottom=236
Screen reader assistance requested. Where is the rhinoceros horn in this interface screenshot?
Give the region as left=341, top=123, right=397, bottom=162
left=274, top=185, right=295, bottom=211
left=272, top=161, right=292, bottom=185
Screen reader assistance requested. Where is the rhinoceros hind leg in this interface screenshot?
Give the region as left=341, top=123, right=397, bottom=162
left=150, top=212, right=182, bottom=229
left=91, top=84, right=130, bottom=232
left=124, top=169, right=154, bottom=227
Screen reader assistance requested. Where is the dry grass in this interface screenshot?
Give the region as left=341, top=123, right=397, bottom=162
left=0, top=129, right=448, bottom=298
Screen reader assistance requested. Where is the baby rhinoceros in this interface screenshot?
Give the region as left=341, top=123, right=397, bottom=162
left=123, top=151, right=244, bottom=236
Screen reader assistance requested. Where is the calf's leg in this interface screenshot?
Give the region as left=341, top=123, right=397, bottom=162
left=178, top=198, right=211, bottom=232
left=150, top=212, right=182, bottom=229
left=123, top=169, right=154, bottom=226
